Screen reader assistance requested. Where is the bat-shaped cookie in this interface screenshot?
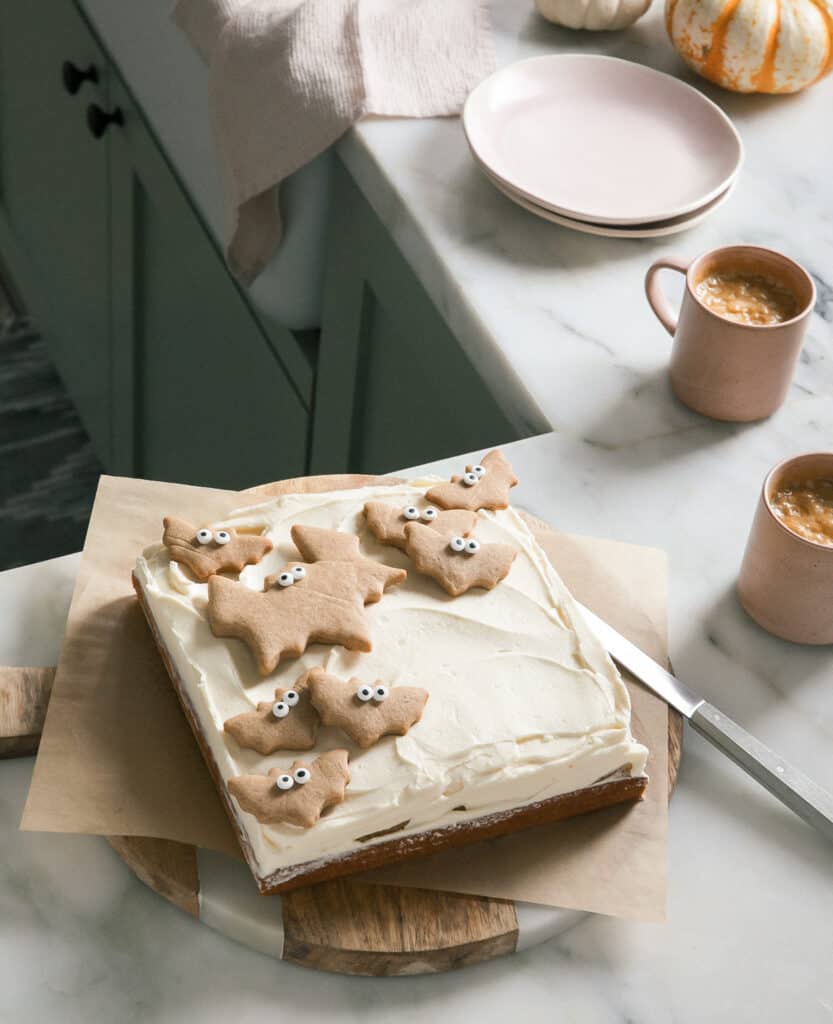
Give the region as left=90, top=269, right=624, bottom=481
left=162, top=516, right=272, bottom=580
left=363, top=501, right=477, bottom=552
left=223, top=672, right=320, bottom=754
left=228, top=750, right=350, bottom=828
left=208, top=560, right=392, bottom=675
left=404, top=523, right=516, bottom=597
left=291, top=524, right=406, bottom=592
left=425, top=449, right=518, bottom=512
left=307, top=668, right=428, bottom=749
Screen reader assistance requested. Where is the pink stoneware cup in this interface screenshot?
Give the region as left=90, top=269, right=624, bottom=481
left=645, top=245, right=815, bottom=421
left=738, top=453, right=833, bottom=644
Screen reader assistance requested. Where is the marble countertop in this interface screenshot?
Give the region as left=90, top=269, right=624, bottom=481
left=3, top=422, right=833, bottom=1020
left=339, top=1, right=833, bottom=439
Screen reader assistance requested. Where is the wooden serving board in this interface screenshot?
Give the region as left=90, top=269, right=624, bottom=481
left=0, top=474, right=683, bottom=976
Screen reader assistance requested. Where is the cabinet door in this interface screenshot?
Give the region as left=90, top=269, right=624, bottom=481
left=311, top=162, right=529, bottom=475
left=0, top=0, right=111, bottom=461
left=107, top=78, right=309, bottom=490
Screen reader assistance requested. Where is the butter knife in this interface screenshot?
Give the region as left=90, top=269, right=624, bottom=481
left=579, top=603, right=833, bottom=843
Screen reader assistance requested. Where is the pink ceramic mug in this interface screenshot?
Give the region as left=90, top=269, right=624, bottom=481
left=738, top=453, right=833, bottom=644
left=645, top=245, right=815, bottom=421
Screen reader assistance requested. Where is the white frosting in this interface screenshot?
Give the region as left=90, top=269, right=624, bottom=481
left=134, top=482, right=648, bottom=881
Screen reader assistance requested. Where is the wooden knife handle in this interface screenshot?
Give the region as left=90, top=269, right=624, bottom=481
left=0, top=667, right=55, bottom=758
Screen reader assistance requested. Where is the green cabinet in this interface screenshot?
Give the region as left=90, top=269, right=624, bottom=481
left=311, top=162, right=528, bottom=475
left=107, top=78, right=309, bottom=487
left=0, top=0, right=310, bottom=489
left=2, top=0, right=532, bottom=486
left=0, top=0, right=111, bottom=457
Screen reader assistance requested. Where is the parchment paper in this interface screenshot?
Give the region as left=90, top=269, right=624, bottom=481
left=22, top=475, right=668, bottom=921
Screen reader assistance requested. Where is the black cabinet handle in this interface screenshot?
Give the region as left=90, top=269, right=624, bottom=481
left=86, top=103, right=124, bottom=139
left=62, top=61, right=98, bottom=95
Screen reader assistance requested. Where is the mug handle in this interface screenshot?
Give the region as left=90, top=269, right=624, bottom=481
left=645, top=256, right=690, bottom=337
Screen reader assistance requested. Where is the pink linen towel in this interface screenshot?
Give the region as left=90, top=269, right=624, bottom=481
left=174, top=0, right=495, bottom=282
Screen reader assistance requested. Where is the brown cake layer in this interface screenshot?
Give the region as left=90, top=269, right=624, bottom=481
left=133, top=573, right=647, bottom=895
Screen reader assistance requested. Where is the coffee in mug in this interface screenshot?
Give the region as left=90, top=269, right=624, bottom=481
left=739, top=453, right=833, bottom=644
left=694, top=269, right=799, bottom=326
left=769, top=477, right=833, bottom=547
left=645, top=245, right=815, bottom=422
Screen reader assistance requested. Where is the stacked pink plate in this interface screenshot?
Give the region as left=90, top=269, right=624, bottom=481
left=463, top=54, right=743, bottom=238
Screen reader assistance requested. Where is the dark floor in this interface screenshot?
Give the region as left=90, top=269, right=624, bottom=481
left=0, top=274, right=102, bottom=571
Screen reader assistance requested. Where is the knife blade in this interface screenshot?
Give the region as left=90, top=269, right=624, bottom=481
left=578, top=602, right=833, bottom=844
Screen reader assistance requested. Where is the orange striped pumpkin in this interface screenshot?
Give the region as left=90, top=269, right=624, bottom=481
left=666, top=0, right=833, bottom=93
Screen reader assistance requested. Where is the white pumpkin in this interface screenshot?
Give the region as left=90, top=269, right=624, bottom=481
left=666, top=0, right=833, bottom=93
left=536, top=0, right=652, bottom=30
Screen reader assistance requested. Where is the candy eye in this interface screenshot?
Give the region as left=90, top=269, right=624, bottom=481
left=293, top=768, right=311, bottom=785
left=284, top=690, right=300, bottom=707
left=356, top=684, right=374, bottom=702
left=403, top=506, right=420, bottom=520
left=374, top=685, right=389, bottom=702
left=461, top=472, right=478, bottom=487
left=196, top=528, right=213, bottom=545
left=472, top=465, right=487, bottom=478
left=465, top=539, right=481, bottom=554
left=277, top=572, right=295, bottom=588
left=292, top=565, right=307, bottom=580
left=275, top=774, right=294, bottom=791
left=449, top=536, right=466, bottom=552
left=272, top=701, right=290, bottom=718
left=421, top=507, right=438, bottom=522
left=215, top=530, right=231, bottom=545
